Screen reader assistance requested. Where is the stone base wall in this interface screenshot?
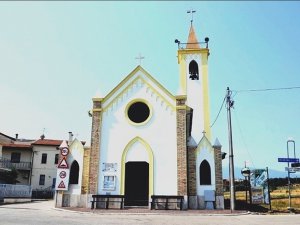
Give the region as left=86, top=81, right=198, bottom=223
left=54, top=193, right=223, bottom=210
left=55, top=193, right=90, bottom=208
left=188, top=196, right=197, bottom=209
left=188, top=195, right=224, bottom=209
left=215, top=195, right=224, bottom=209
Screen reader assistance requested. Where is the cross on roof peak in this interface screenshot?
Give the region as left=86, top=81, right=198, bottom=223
left=135, top=53, right=145, bottom=66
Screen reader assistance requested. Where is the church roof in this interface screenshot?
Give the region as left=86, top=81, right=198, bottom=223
left=186, top=24, right=200, bottom=49
left=101, top=66, right=176, bottom=111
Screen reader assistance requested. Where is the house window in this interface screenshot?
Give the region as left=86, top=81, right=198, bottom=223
left=69, top=160, right=79, bottom=184
left=41, top=153, right=47, bottom=164
left=54, top=154, right=59, bottom=164
left=11, top=152, right=21, bottom=163
left=39, top=174, right=45, bottom=185
left=200, top=160, right=211, bottom=185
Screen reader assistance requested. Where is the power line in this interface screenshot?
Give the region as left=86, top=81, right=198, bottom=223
left=234, top=86, right=300, bottom=93
left=232, top=109, right=256, bottom=169
left=210, top=96, right=226, bottom=128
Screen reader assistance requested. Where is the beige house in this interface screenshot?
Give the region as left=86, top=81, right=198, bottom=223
left=30, top=139, right=62, bottom=190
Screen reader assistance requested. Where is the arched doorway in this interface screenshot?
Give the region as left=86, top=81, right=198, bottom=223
left=124, top=161, right=149, bottom=206
left=121, top=137, right=154, bottom=206
left=69, top=160, right=79, bottom=184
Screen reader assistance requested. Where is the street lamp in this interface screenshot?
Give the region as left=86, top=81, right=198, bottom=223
left=241, top=167, right=251, bottom=203
left=287, top=138, right=296, bottom=212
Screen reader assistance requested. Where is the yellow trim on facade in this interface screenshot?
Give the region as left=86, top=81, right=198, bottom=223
left=120, top=137, right=154, bottom=197
left=176, top=105, right=187, bottom=110
left=175, top=95, right=187, bottom=100
left=124, top=98, right=153, bottom=126
left=178, top=53, right=187, bottom=95
left=92, top=109, right=102, bottom=112
left=201, top=52, right=211, bottom=141
left=103, top=66, right=175, bottom=105
left=102, top=76, right=175, bottom=112
left=178, top=48, right=210, bottom=55
left=92, top=97, right=104, bottom=102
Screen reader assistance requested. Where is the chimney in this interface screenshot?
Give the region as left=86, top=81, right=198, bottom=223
left=40, top=134, right=45, bottom=140
left=68, top=131, right=73, bottom=144
left=15, top=134, right=18, bottom=140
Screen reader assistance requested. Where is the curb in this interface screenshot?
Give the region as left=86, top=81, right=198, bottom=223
left=52, top=207, right=251, bottom=216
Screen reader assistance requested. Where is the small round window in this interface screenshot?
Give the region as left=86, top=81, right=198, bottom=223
left=127, top=101, right=150, bottom=124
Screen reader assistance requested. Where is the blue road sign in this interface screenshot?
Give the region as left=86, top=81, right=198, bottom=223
left=278, top=158, right=299, bottom=163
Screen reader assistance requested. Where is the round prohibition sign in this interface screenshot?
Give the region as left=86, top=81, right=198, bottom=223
left=59, top=171, right=67, bottom=179
left=61, top=147, right=69, bottom=156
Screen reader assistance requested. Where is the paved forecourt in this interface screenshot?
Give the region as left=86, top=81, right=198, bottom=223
left=0, top=200, right=299, bottom=225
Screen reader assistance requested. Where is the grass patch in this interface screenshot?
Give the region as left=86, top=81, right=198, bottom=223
left=224, top=189, right=300, bottom=213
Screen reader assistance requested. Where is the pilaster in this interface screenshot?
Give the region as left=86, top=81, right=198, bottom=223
left=88, top=98, right=103, bottom=194
left=176, top=95, right=187, bottom=196
left=213, top=143, right=224, bottom=209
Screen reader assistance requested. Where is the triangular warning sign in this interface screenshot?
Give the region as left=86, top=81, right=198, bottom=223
left=58, top=157, right=68, bottom=168
left=58, top=181, right=65, bottom=188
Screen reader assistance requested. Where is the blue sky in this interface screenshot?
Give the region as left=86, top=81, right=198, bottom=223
left=1, top=2, right=300, bottom=173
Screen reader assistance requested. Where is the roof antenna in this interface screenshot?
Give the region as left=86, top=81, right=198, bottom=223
left=40, top=128, right=45, bottom=140
left=187, top=9, right=196, bottom=25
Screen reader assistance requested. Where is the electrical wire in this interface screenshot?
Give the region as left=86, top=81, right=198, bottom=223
left=210, top=96, right=226, bottom=128
left=233, top=86, right=300, bottom=93
left=232, top=109, right=256, bottom=169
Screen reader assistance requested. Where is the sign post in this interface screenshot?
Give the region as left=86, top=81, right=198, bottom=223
left=55, top=140, right=70, bottom=191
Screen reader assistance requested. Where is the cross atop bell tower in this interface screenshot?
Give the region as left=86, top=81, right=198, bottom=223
left=187, top=9, right=196, bottom=25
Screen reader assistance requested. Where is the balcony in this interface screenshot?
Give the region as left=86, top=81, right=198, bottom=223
left=0, top=158, right=31, bottom=170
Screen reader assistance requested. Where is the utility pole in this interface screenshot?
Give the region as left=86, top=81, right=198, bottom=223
left=226, top=87, right=236, bottom=211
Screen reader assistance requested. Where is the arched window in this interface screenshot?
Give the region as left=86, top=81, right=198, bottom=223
left=189, top=60, right=199, bottom=80
left=200, top=160, right=211, bottom=185
left=69, top=160, right=79, bottom=184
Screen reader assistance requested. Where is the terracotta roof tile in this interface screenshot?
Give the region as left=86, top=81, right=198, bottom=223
left=1, top=143, right=32, bottom=149
left=32, top=139, right=63, bottom=146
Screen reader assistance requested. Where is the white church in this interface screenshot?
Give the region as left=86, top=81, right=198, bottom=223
left=55, top=22, right=224, bottom=210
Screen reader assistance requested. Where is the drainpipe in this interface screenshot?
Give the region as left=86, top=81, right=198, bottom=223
left=29, top=149, right=35, bottom=186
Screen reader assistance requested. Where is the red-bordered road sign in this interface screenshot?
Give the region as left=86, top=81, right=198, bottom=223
left=58, top=181, right=66, bottom=189
left=59, top=171, right=67, bottom=179
left=61, top=147, right=69, bottom=157
left=58, top=157, right=68, bottom=168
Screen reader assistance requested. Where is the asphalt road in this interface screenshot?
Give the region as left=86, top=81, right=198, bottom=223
left=0, top=200, right=299, bottom=225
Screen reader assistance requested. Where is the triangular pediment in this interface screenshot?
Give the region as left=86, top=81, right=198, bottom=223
left=101, top=66, right=176, bottom=111
left=195, top=134, right=214, bottom=154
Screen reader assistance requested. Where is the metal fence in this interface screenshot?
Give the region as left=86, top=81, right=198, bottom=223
left=0, top=184, right=32, bottom=198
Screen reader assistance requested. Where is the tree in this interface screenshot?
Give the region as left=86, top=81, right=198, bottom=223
left=0, top=168, right=19, bottom=184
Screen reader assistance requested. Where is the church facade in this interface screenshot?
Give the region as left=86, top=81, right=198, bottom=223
left=56, top=23, right=224, bottom=210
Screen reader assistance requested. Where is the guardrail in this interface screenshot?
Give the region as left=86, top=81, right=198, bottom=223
left=0, top=158, right=31, bottom=170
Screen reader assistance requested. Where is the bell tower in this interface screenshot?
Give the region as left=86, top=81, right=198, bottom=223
left=177, top=22, right=211, bottom=143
